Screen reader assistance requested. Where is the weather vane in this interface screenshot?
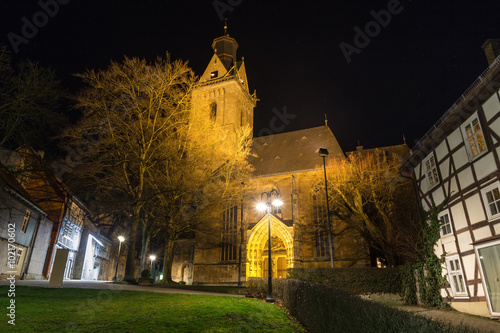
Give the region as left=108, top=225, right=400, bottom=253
left=224, top=17, right=228, bottom=35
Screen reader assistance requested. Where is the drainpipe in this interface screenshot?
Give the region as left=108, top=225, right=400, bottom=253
left=238, top=198, right=244, bottom=286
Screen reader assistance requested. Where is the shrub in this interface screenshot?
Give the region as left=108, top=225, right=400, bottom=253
left=247, top=278, right=477, bottom=333
left=140, top=269, right=151, bottom=278
left=287, top=267, right=401, bottom=294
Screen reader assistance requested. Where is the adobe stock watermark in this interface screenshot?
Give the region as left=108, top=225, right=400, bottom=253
left=213, top=0, right=243, bottom=22
left=339, top=0, right=404, bottom=64
left=7, top=0, right=72, bottom=54
left=6, top=223, right=17, bottom=326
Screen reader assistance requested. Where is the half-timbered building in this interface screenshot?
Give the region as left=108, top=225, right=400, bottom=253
left=401, top=39, right=500, bottom=317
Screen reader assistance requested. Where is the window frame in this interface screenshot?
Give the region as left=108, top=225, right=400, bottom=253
left=445, top=255, right=469, bottom=298
left=481, top=181, right=500, bottom=221
left=21, top=209, right=31, bottom=233
left=423, top=153, right=439, bottom=189
left=460, top=112, right=488, bottom=161
left=438, top=210, right=453, bottom=238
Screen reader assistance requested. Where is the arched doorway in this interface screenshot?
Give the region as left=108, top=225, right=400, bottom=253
left=246, top=214, right=293, bottom=279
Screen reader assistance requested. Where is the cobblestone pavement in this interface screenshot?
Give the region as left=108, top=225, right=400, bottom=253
left=397, top=306, right=500, bottom=333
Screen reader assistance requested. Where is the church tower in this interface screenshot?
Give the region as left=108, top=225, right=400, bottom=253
left=192, top=25, right=257, bottom=136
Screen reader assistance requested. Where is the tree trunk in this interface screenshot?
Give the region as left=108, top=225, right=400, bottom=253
left=140, top=223, right=150, bottom=273
left=162, top=234, right=175, bottom=283
left=124, top=206, right=140, bottom=283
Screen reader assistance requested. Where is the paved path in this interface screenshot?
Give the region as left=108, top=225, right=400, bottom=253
left=397, top=305, right=500, bottom=333
left=0, top=279, right=244, bottom=297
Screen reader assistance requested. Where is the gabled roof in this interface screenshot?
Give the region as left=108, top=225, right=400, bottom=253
left=249, top=125, right=344, bottom=177
left=0, top=161, right=45, bottom=215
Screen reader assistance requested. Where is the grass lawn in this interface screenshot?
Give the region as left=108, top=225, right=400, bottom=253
left=0, top=286, right=305, bottom=332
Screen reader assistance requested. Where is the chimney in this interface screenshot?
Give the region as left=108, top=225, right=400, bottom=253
left=481, top=39, right=500, bottom=66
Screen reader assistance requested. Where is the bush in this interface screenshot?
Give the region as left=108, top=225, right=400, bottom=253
left=140, top=269, right=151, bottom=278
left=247, top=278, right=477, bottom=333
left=287, top=267, right=401, bottom=294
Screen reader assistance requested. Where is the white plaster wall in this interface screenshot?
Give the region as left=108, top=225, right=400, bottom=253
left=494, top=223, right=500, bottom=235
left=473, top=153, right=496, bottom=181
left=457, top=232, right=473, bottom=252
left=449, top=177, right=459, bottom=196
left=414, top=163, right=421, bottom=180
left=465, top=194, right=486, bottom=225
left=473, top=226, right=492, bottom=241
left=450, top=203, right=468, bottom=230
left=458, top=167, right=474, bottom=189
left=447, top=128, right=463, bottom=151
left=26, top=218, right=53, bottom=279
left=432, top=187, right=445, bottom=205
left=439, top=157, right=450, bottom=179
left=482, top=92, right=500, bottom=122
left=443, top=240, right=457, bottom=254
left=490, top=116, right=500, bottom=138
left=462, top=254, right=476, bottom=285
left=435, top=141, right=449, bottom=162
left=452, top=147, right=469, bottom=171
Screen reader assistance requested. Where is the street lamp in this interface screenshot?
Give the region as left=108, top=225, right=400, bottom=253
left=257, top=189, right=283, bottom=303
left=149, top=255, right=156, bottom=274
left=113, top=235, right=125, bottom=281
left=319, top=148, right=334, bottom=268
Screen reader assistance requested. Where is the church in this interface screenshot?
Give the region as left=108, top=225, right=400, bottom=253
left=171, top=28, right=371, bottom=285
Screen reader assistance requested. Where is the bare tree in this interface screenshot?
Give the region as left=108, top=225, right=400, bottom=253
left=62, top=55, right=196, bottom=282
left=0, top=45, right=66, bottom=151
left=327, top=149, right=419, bottom=267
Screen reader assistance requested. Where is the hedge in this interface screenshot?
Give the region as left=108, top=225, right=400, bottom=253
left=247, top=278, right=478, bottom=333
left=287, top=267, right=401, bottom=294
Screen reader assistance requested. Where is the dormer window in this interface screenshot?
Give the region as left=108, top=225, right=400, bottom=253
left=210, top=71, right=218, bottom=79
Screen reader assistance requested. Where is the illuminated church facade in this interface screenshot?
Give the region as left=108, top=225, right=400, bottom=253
left=172, top=30, right=370, bottom=285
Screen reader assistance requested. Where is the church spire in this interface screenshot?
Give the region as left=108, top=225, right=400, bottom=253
left=212, top=20, right=238, bottom=70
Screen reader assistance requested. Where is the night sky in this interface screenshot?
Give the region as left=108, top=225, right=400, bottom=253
left=1, top=0, right=500, bottom=152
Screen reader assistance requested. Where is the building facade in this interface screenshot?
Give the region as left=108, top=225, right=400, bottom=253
left=402, top=40, right=500, bottom=317
left=171, top=30, right=371, bottom=285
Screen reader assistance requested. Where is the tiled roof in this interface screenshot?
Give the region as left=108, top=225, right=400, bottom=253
left=250, top=125, right=344, bottom=177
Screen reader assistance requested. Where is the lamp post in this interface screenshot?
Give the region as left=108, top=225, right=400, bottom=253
left=319, top=148, right=334, bottom=268
left=256, top=189, right=283, bottom=303
left=113, top=236, right=125, bottom=281
left=149, top=255, right=156, bottom=277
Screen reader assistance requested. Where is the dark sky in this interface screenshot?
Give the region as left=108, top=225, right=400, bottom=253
left=1, top=0, right=499, bottom=152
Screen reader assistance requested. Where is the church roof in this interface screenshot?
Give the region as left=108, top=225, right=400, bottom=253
left=249, top=125, right=345, bottom=177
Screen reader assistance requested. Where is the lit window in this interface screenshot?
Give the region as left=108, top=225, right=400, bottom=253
left=438, top=211, right=453, bottom=237
left=21, top=210, right=31, bottom=233
left=423, top=154, right=439, bottom=188
left=240, top=78, right=245, bottom=85
left=446, top=256, right=468, bottom=297
left=481, top=182, right=500, bottom=221
left=461, top=114, right=487, bottom=160
left=221, top=205, right=237, bottom=262
left=210, top=71, right=218, bottom=79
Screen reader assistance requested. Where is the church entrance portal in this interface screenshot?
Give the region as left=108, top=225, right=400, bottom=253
left=246, top=215, right=293, bottom=279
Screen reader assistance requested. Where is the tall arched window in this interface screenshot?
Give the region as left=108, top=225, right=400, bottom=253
left=221, top=205, right=237, bottom=261
left=210, top=102, right=217, bottom=121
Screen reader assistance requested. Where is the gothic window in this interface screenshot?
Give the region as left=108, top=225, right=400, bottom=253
left=221, top=205, right=238, bottom=261
left=312, top=190, right=328, bottom=258
left=210, top=102, right=217, bottom=121
left=272, top=205, right=282, bottom=219
left=461, top=113, right=487, bottom=160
